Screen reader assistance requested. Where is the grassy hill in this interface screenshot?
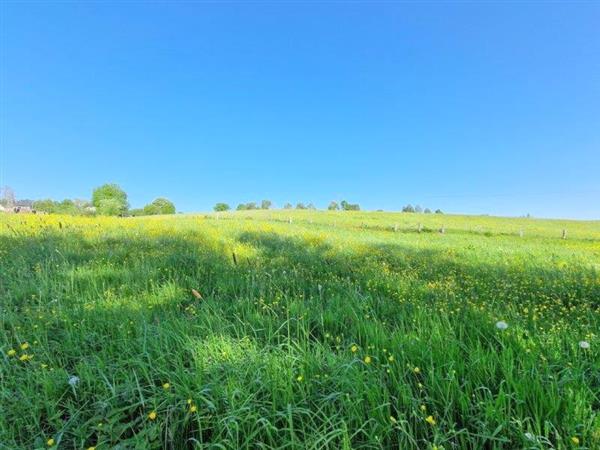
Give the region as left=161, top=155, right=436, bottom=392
left=1, top=211, right=599, bottom=449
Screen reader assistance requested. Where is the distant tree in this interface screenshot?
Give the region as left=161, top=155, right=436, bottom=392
left=307, top=203, right=316, bottom=210
left=92, top=184, right=128, bottom=215
left=435, top=209, right=443, bottom=214
left=415, top=205, right=423, bottom=213
left=341, top=200, right=360, bottom=211
left=328, top=201, right=339, bottom=211
left=402, top=204, right=415, bottom=213
left=246, top=202, right=258, bottom=210
left=260, top=200, right=272, bottom=210
left=423, top=208, right=432, bottom=214
left=1, top=186, right=15, bottom=207
left=32, top=199, right=57, bottom=213
left=129, top=208, right=145, bottom=217
left=283, top=203, right=293, bottom=209
left=15, top=199, right=34, bottom=207
left=143, top=198, right=176, bottom=215
left=296, top=203, right=306, bottom=209
left=236, top=203, right=247, bottom=211
left=97, top=198, right=125, bottom=216
left=214, top=203, right=230, bottom=212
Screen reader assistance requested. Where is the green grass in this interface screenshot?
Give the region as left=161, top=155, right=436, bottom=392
left=1, top=211, right=599, bottom=449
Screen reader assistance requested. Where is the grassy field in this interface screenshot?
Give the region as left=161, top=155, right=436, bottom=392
left=1, top=211, right=599, bottom=449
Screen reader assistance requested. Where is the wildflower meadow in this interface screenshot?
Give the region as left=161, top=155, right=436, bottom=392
left=1, top=211, right=599, bottom=449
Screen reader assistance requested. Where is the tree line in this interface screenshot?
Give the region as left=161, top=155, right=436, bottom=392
left=0, top=184, right=176, bottom=216
left=214, top=200, right=442, bottom=213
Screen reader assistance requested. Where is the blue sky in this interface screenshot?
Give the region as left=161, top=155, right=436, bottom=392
left=1, top=2, right=598, bottom=218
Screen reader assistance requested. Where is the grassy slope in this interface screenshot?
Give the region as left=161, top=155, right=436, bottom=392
left=1, top=211, right=599, bottom=449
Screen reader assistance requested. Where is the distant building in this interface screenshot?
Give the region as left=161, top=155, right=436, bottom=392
left=12, top=206, right=36, bottom=214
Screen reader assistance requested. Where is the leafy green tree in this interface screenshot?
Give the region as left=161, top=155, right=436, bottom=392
left=341, top=200, right=360, bottom=211
left=214, top=203, right=230, bottom=212
left=260, top=200, right=272, bottom=210
left=402, top=204, right=415, bottom=213
left=92, top=184, right=128, bottom=216
left=97, top=198, right=125, bottom=216
left=424, top=208, right=432, bottom=214
left=236, top=203, right=247, bottom=211
left=307, top=203, right=316, bottom=210
left=296, top=203, right=306, bottom=209
left=246, top=202, right=258, bottom=210
left=143, top=198, right=176, bottom=215
left=328, top=201, right=339, bottom=210
left=435, top=209, right=443, bottom=214
left=283, top=203, right=292, bottom=209
left=33, top=199, right=57, bottom=213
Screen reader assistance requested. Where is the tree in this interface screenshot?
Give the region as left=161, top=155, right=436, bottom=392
left=214, top=203, right=230, bottom=212
left=415, top=205, right=423, bottom=213
left=143, top=198, right=176, bottom=215
left=33, top=199, right=57, bottom=213
left=97, top=198, right=125, bottom=216
left=260, top=200, right=272, bottom=210
left=435, top=209, right=443, bottom=214
left=296, top=202, right=306, bottom=209
left=424, top=208, right=432, bottom=214
left=283, top=203, right=293, bottom=209
left=307, top=203, right=316, bottom=210
left=92, top=184, right=128, bottom=216
left=402, top=204, right=415, bottom=213
left=341, top=200, right=360, bottom=211
left=246, top=202, right=258, bottom=210
left=1, top=186, right=15, bottom=207
left=328, top=201, right=339, bottom=210
left=236, top=203, right=247, bottom=211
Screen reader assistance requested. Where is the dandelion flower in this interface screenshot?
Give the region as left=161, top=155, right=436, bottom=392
left=571, top=436, right=580, bottom=445
left=579, top=341, right=590, bottom=349
left=47, top=438, right=55, bottom=446
left=88, top=447, right=96, bottom=450
left=351, top=345, right=358, bottom=353
left=19, top=354, right=32, bottom=362
left=7, top=349, right=16, bottom=357
left=190, top=405, right=197, bottom=413
left=296, top=375, right=303, bottom=382
left=495, top=321, right=508, bottom=330
left=187, top=398, right=193, bottom=405
left=148, top=411, right=157, bottom=420
left=413, top=367, right=420, bottom=374
left=388, top=355, right=394, bottom=362
left=364, top=356, right=372, bottom=364
left=162, top=382, right=170, bottom=390
left=425, top=415, right=436, bottom=426
left=20, top=343, right=29, bottom=350
left=420, top=404, right=427, bottom=412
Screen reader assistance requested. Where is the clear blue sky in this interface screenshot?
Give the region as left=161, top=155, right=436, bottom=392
left=1, top=2, right=599, bottom=219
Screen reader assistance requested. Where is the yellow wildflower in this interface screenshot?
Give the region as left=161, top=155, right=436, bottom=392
left=162, top=383, right=170, bottom=390
left=7, top=349, right=16, bottom=357
left=148, top=411, right=157, bottom=420
left=413, top=367, right=420, bottom=374
left=47, top=438, right=55, bottom=446
left=190, top=404, right=197, bottom=413
left=571, top=436, right=580, bottom=445
left=21, top=343, right=29, bottom=350
left=426, top=415, right=436, bottom=426
left=351, top=345, right=358, bottom=353
left=364, top=356, right=372, bottom=364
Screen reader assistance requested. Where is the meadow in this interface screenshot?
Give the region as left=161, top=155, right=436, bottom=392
left=1, top=211, right=599, bottom=449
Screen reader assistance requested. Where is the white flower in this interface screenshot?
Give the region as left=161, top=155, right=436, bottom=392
left=579, top=341, right=590, bottom=349
left=495, top=321, right=508, bottom=331
left=68, top=375, right=80, bottom=387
